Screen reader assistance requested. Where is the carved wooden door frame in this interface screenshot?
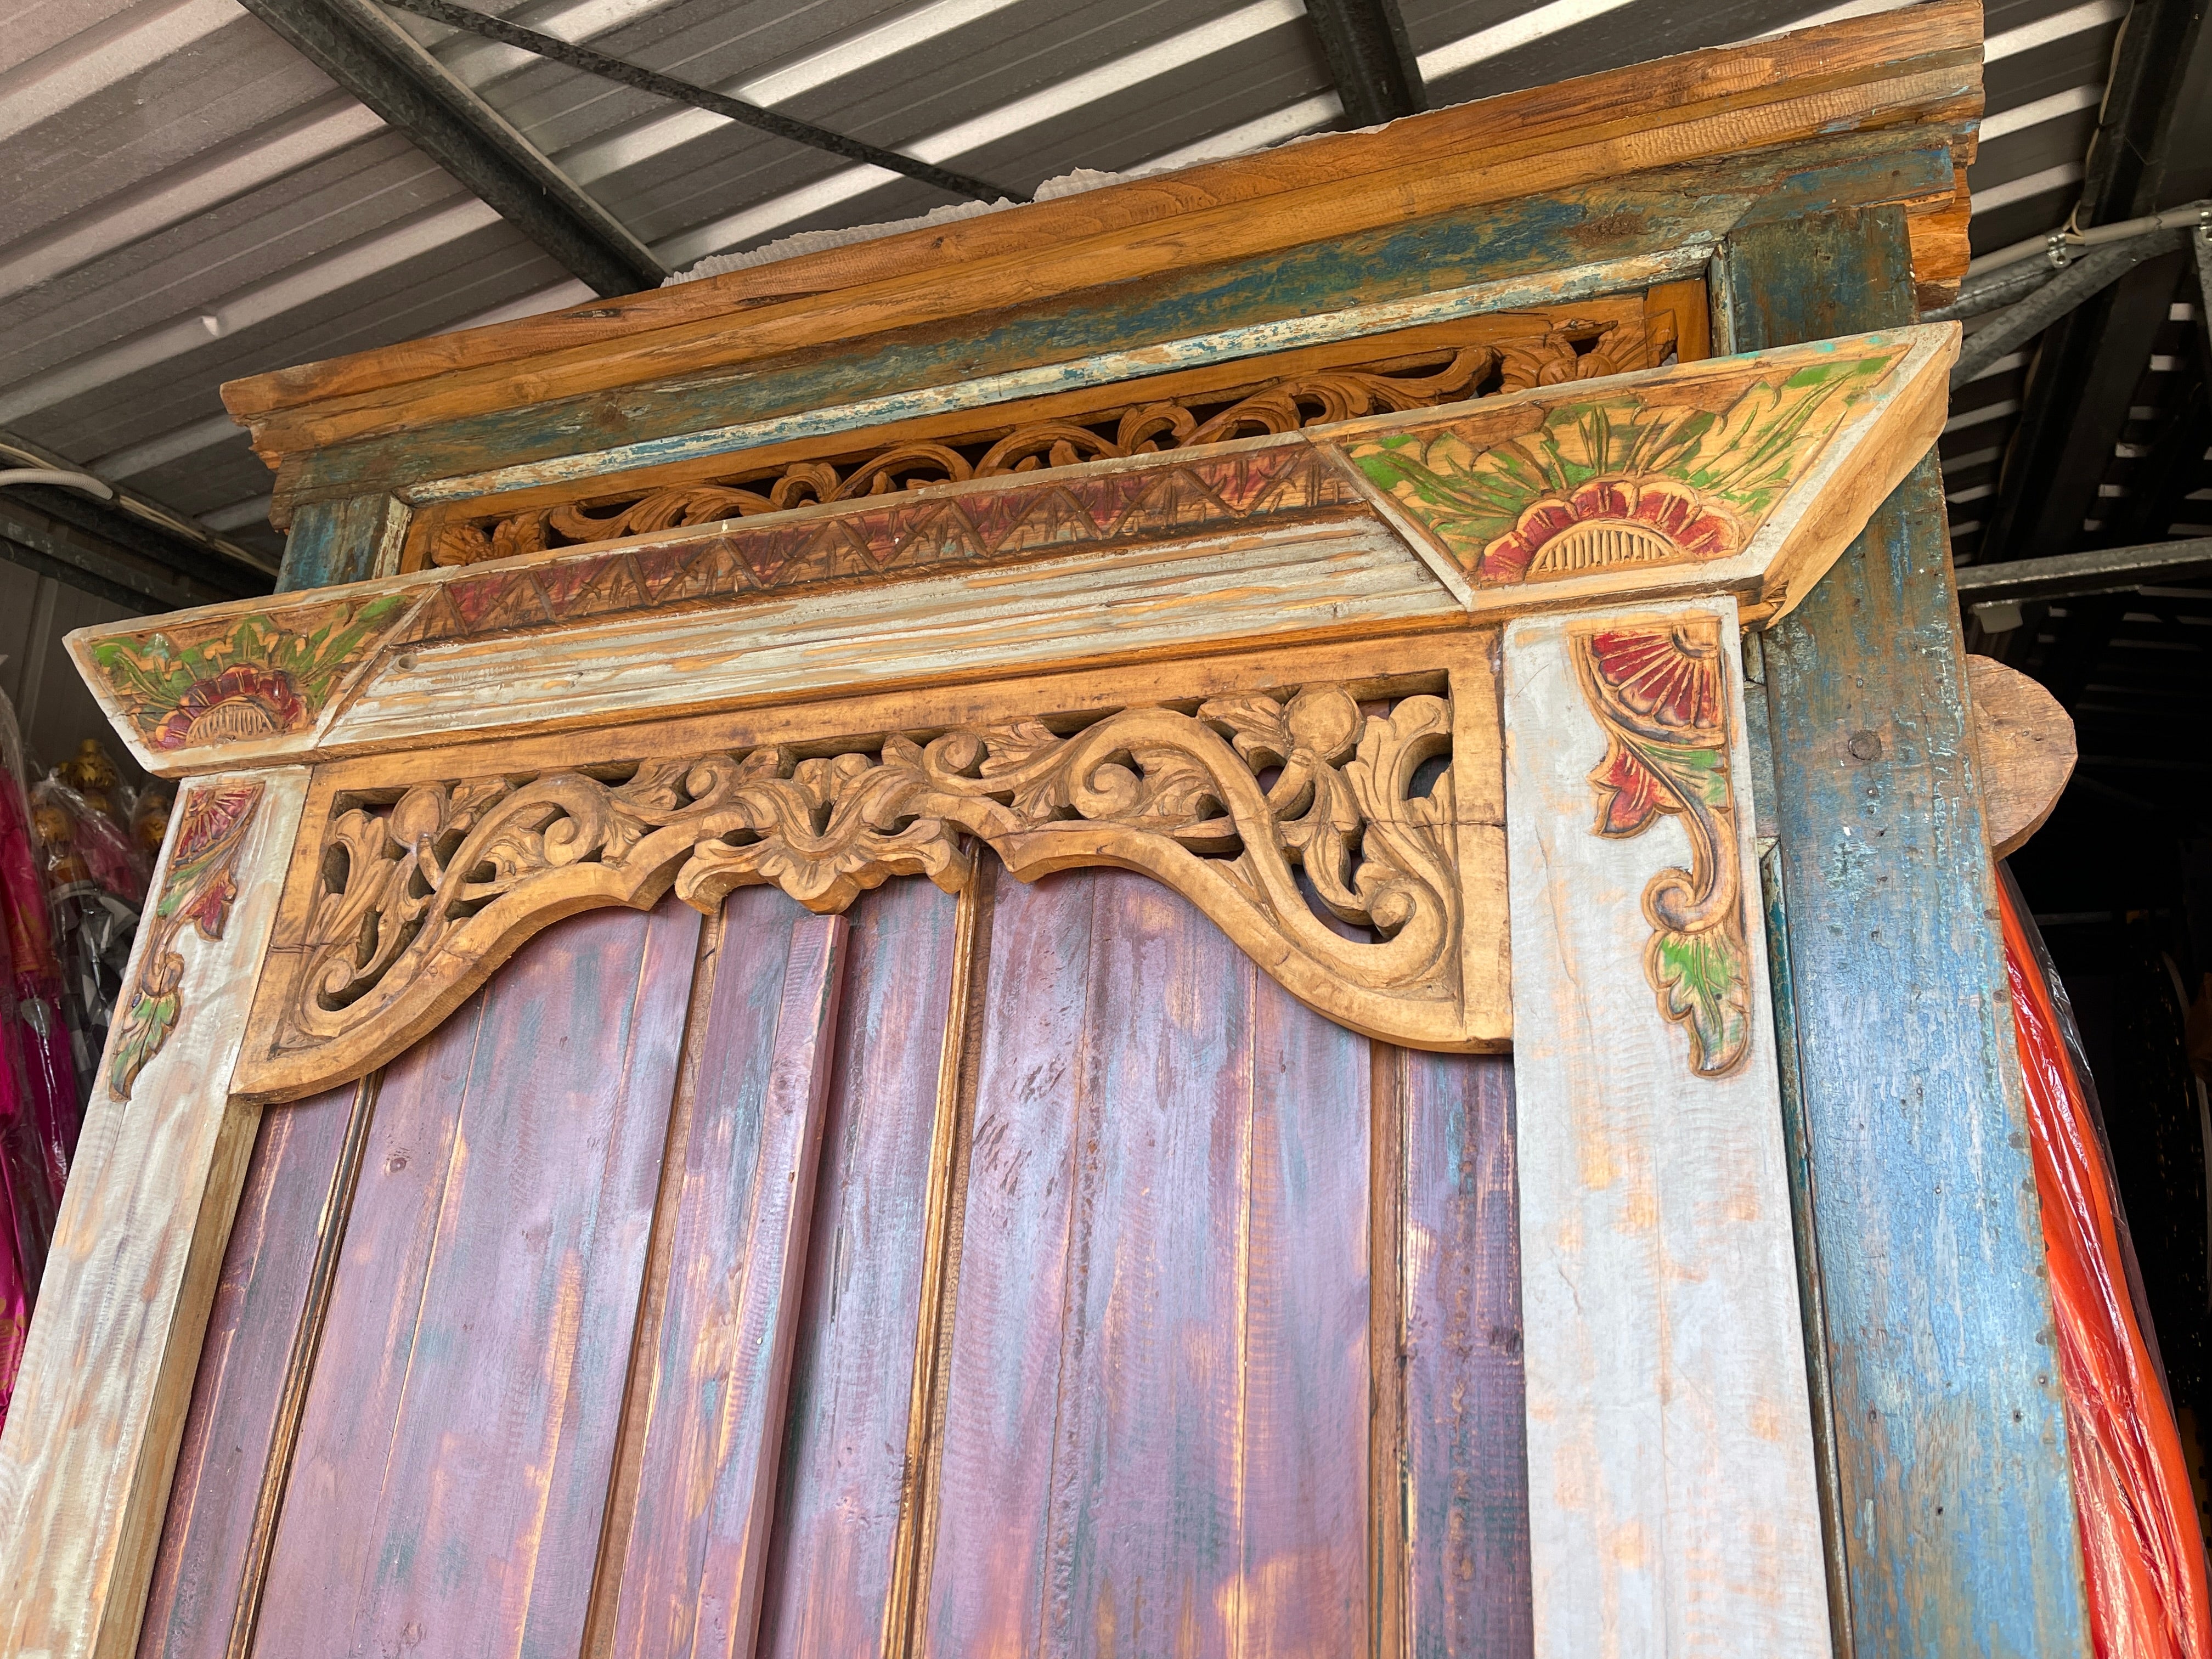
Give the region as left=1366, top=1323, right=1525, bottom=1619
left=0, top=319, right=1964, bottom=1658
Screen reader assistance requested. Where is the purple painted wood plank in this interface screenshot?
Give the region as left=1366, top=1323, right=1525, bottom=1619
left=251, top=899, right=700, bottom=1659
left=925, top=868, right=1370, bottom=1657
left=1401, top=1050, right=1531, bottom=1659
left=607, top=891, right=848, bottom=1659
left=915, top=870, right=1093, bottom=1658
left=137, top=1085, right=362, bottom=1659
left=757, top=878, right=962, bottom=1658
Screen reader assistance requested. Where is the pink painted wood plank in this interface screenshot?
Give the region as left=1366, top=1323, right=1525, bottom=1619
left=250, top=898, right=701, bottom=1659
left=924, top=868, right=1370, bottom=1658
left=607, top=892, right=848, bottom=1659
left=1401, top=1051, right=1530, bottom=1659
left=757, top=878, right=962, bottom=1658
left=137, top=1084, right=362, bottom=1659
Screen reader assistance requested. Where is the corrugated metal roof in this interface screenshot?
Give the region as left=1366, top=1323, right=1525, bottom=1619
left=0, top=0, right=2146, bottom=573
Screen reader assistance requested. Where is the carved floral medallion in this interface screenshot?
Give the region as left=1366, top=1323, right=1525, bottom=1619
left=1347, top=349, right=1902, bottom=585
left=88, top=595, right=409, bottom=752
left=110, top=781, right=265, bottom=1098
left=1571, top=618, right=1749, bottom=1077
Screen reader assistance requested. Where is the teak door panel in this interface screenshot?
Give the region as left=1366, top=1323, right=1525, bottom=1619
left=140, top=863, right=1523, bottom=1658
left=255, top=900, right=699, bottom=1657
left=137, top=1081, right=364, bottom=1659
left=923, top=867, right=1375, bottom=1657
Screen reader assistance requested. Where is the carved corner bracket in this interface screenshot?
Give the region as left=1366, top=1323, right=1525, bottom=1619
left=233, top=684, right=1502, bottom=1103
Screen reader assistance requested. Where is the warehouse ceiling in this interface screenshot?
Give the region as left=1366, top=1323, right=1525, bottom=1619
left=0, top=0, right=2205, bottom=842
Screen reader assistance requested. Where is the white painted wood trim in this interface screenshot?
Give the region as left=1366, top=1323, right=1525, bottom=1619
left=0, top=770, right=309, bottom=1659
left=187, top=522, right=1458, bottom=772
left=1503, top=599, right=1829, bottom=1656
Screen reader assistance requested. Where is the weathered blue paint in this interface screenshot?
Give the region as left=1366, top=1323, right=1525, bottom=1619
left=274, top=493, right=390, bottom=592
left=275, top=133, right=1957, bottom=521
left=1726, top=206, right=2090, bottom=1657
left=1760, top=844, right=1854, bottom=1659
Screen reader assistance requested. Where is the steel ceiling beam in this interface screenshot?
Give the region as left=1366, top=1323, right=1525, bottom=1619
left=381, top=0, right=1024, bottom=206
left=0, top=428, right=278, bottom=583
left=1979, top=0, right=2212, bottom=564
left=236, top=0, right=667, bottom=296
left=1956, top=535, right=2212, bottom=603
left=0, top=500, right=213, bottom=613
left=1304, top=0, right=1426, bottom=126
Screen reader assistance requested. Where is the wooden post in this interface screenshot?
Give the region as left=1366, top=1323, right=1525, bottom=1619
left=1503, top=596, right=1830, bottom=1655
left=1722, top=205, right=2091, bottom=1654
left=0, top=772, right=312, bottom=1659
left=275, top=494, right=408, bottom=591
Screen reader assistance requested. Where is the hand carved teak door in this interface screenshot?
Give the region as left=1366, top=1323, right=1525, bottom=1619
left=33, top=319, right=1952, bottom=1659
left=136, top=706, right=1532, bottom=1659
left=3, top=10, right=2093, bottom=1650
left=141, top=866, right=1528, bottom=1658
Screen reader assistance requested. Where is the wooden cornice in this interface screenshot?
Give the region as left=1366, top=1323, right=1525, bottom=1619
left=220, top=2, right=1981, bottom=479
left=94, top=325, right=1955, bottom=777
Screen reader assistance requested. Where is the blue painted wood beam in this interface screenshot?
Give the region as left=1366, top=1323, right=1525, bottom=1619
left=1725, top=204, right=2091, bottom=1656
left=271, top=132, right=1959, bottom=520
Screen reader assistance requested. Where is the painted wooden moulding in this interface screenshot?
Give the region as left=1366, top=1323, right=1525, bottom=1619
left=69, top=324, right=1955, bottom=783
left=108, top=780, right=266, bottom=1098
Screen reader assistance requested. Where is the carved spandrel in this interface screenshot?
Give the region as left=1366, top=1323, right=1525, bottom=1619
left=239, top=683, right=1494, bottom=1102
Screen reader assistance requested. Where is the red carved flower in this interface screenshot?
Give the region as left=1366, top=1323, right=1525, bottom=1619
left=150, top=665, right=307, bottom=751
left=1480, top=477, right=1743, bottom=582
left=1578, top=624, right=1729, bottom=836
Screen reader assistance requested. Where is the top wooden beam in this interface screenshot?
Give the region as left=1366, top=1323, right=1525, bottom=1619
left=221, top=2, right=1980, bottom=467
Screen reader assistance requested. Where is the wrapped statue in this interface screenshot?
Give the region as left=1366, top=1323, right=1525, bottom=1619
left=31, top=780, right=140, bottom=1095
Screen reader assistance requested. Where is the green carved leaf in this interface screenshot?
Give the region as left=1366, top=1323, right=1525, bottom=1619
left=109, top=986, right=179, bottom=1101
left=1647, top=924, right=1750, bottom=1077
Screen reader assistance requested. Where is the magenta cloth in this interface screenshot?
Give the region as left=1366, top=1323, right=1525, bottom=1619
left=0, top=862, right=46, bottom=1435
left=0, top=775, right=78, bottom=1203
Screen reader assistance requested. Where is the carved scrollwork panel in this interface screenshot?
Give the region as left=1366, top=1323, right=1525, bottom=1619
left=235, top=683, right=1492, bottom=1102
left=426, top=313, right=1677, bottom=567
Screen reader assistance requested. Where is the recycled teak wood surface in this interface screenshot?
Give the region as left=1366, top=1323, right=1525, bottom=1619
left=0, top=5, right=2097, bottom=1657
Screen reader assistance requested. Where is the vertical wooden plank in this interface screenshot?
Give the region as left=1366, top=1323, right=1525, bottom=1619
left=1369, top=1046, right=1408, bottom=1659
left=274, top=494, right=407, bottom=591
left=0, top=768, right=308, bottom=1659
left=250, top=898, right=702, bottom=1659
left=1724, top=205, right=2091, bottom=1656
left=757, top=879, right=958, bottom=1657
left=883, top=862, right=993, bottom=1659
left=136, top=1081, right=369, bottom=1659
left=605, top=891, right=849, bottom=1659
left=1503, top=598, right=1827, bottom=1655
left=923, top=868, right=1370, bottom=1657
left=1400, top=1049, right=1531, bottom=1659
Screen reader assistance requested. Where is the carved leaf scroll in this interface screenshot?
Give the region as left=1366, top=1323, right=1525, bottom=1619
left=429, top=315, right=1674, bottom=566
left=244, top=687, right=1476, bottom=1099
left=110, top=780, right=264, bottom=1098
left=1571, top=618, right=1750, bottom=1077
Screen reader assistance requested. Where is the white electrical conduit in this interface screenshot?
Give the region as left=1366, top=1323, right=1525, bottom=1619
left=1969, top=200, right=2212, bottom=279
left=0, top=469, right=114, bottom=500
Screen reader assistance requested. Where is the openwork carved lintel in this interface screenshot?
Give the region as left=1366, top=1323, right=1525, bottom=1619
left=239, top=684, right=1490, bottom=1101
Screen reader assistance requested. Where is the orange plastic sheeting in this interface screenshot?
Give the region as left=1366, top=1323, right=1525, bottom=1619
left=2002, top=884, right=2212, bottom=1659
